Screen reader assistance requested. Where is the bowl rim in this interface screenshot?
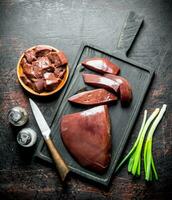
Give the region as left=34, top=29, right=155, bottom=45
left=17, top=45, right=69, bottom=96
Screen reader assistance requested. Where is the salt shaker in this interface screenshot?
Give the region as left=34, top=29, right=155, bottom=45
left=8, top=106, right=28, bottom=126
left=17, top=128, right=37, bottom=147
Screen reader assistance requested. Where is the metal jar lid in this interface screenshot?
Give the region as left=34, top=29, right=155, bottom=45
left=8, top=106, right=28, bottom=126
left=17, top=128, right=37, bottom=147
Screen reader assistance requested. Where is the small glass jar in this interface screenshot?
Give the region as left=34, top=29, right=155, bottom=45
left=8, top=106, right=28, bottom=126
left=17, top=128, right=37, bottom=147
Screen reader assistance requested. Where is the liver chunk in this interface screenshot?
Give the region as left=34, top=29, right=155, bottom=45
left=82, top=57, right=120, bottom=75
left=82, top=73, right=120, bottom=93
left=20, top=45, right=68, bottom=93
left=104, top=74, right=132, bottom=105
left=60, top=105, right=111, bottom=172
left=68, top=88, right=117, bottom=106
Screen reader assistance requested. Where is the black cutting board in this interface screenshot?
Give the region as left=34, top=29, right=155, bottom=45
left=35, top=12, right=154, bottom=185
left=35, top=43, right=154, bottom=185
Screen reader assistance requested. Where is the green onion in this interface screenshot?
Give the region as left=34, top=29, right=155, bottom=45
left=115, top=110, right=148, bottom=172
left=129, top=108, right=160, bottom=176
left=115, top=104, right=167, bottom=181
left=144, top=104, right=167, bottom=181
left=115, top=108, right=160, bottom=176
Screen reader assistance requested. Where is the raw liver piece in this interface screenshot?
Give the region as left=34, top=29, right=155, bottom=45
left=20, top=73, right=44, bottom=93
left=32, top=79, right=45, bottom=93
left=60, top=105, right=111, bottom=172
left=43, top=72, right=61, bottom=91
left=104, top=74, right=132, bottom=104
left=20, top=73, right=33, bottom=88
left=82, top=73, right=119, bottom=93
left=68, top=88, right=117, bottom=106
left=20, top=57, right=27, bottom=67
left=54, top=67, right=66, bottom=79
left=47, top=52, right=61, bottom=67
left=57, top=51, right=68, bottom=66
left=24, top=49, right=36, bottom=63
left=22, top=63, right=42, bottom=79
left=34, top=46, right=52, bottom=57
left=47, top=51, right=68, bottom=67
left=82, top=57, right=120, bottom=75
left=32, top=57, right=51, bottom=70
left=20, top=45, right=68, bottom=93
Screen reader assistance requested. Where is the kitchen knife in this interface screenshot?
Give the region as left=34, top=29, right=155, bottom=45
left=29, top=98, right=69, bottom=181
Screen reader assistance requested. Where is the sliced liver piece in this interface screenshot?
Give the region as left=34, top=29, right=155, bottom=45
left=32, top=79, right=45, bottom=93
left=22, top=63, right=35, bottom=79
left=43, top=72, right=61, bottom=91
left=54, top=67, right=66, bottom=79
left=20, top=57, right=27, bottom=67
left=22, top=62, right=43, bottom=79
left=47, top=51, right=68, bottom=67
left=82, top=73, right=119, bottom=93
left=104, top=74, right=132, bottom=104
left=57, top=51, right=68, bottom=66
left=32, top=65, right=43, bottom=78
left=22, top=63, right=33, bottom=78
left=32, top=57, right=51, bottom=70
left=47, top=52, right=62, bottom=67
left=44, top=72, right=56, bottom=80
left=20, top=73, right=33, bottom=88
left=34, top=46, right=52, bottom=57
left=68, top=88, right=117, bottom=106
left=60, top=105, right=111, bottom=172
left=24, top=49, right=36, bottom=63
left=82, top=57, right=120, bottom=75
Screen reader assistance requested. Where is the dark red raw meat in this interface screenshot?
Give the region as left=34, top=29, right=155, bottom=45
left=20, top=73, right=45, bottom=93
left=47, top=51, right=68, bottom=67
left=82, top=73, right=119, bottom=93
left=20, top=73, right=33, bottom=88
left=82, top=57, right=120, bottom=75
left=20, top=46, right=68, bottom=93
left=57, top=51, right=68, bottom=66
left=47, top=52, right=61, bottom=67
left=32, top=57, right=51, bottom=70
left=20, top=57, right=27, bottom=67
left=24, top=49, right=36, bottom=63
left=22, top=63, right=43, bottom=79
left=43, top=72, right=61, bottom=91
left=68, top=88, right=117, bottom=106
left=32, top=79, right=45, bottom=93
left=34, top=46, right=52, bottom=57
left=60, top=105, right=111, bottom=172
left=54, top=67, right=66, bottom=79
left=104, top=74, right=132, bottom=104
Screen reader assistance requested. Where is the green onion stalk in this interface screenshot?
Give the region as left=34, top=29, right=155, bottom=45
left=144, top=104, right=167, bottom=181
left=115, top=104, right=167, bottom=181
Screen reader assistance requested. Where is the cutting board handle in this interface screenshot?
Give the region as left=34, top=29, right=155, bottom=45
left=116, top=11, right=144, bottom=57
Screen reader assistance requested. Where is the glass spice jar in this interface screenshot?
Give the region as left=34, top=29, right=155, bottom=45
left=8, top=106, right=28, bottom=126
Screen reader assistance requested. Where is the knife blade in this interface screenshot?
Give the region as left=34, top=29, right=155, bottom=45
left=29, top=98, right=51, bottom=140
left=29, top=98, right=69, bottom=181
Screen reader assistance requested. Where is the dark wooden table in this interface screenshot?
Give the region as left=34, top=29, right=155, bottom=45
left=0, top=0, right=172, bottom=199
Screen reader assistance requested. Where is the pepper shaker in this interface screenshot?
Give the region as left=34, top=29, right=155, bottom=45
left=8, top=106, right=28, bottom=126
left=17, top=128, right=37, bottom=148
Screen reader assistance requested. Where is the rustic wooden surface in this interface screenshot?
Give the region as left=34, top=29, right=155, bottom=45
left=0, top=0, right=171, bottom=199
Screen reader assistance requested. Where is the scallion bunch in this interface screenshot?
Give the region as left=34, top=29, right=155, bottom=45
left=115, top=104, right=167, bottom=181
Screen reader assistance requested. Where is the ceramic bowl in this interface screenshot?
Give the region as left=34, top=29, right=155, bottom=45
left=17, top=45, right=69, bottom=96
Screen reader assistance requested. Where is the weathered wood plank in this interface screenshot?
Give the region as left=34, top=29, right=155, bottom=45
left=0, top=0, right=172, bottom=199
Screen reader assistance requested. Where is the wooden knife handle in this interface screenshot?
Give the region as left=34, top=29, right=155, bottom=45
left=45, top=138, right=70, bottom=181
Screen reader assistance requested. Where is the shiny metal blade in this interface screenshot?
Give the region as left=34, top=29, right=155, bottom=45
left=29, top=98, right=51, bottom=139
